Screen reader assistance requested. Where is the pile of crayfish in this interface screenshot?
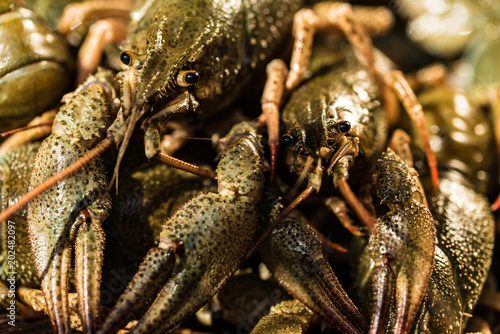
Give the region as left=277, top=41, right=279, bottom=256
left=1, top=0, right=500, bottom=333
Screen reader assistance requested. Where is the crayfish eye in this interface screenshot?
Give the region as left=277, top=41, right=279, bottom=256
left=177, top=70, right=200, bottom=87
left=338, top=121, right=351, bottom=134
left=120, top=51, right=133, bottom=66
left=281, top=134, right=294, bottom=147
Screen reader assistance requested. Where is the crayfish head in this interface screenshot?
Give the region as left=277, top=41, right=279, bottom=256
left=120, top=1, right=208, bottom=113
left=121, top=0, right=248, bottom=117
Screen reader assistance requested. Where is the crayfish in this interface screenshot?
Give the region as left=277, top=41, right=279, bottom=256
left=0, top=1, right=497, bottom=333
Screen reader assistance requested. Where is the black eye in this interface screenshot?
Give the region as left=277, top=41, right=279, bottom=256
left=338, top=121, right=351, bottom=134
left=177, top=70, right=199, bottom=87
left=281, top=134, right=294, bottom=146
left=184, top=71, right=199, bottom=84
left=120, top=51, right=132, bottom=65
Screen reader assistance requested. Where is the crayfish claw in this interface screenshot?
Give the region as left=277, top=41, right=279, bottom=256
left=368, top=264, right=392, bottom=334
left=98, top=247, right=175, bottom=334
left=100, top=193, right=259, bottom=334
left=37, top=237, right=71, bottom=333
left=259, top=216, right=367, bottom=334
left=101, top=121, right=265, bottom=333
left=74, top=216, right=107, bottom=333
left=367, top=150, right=436, bottom=333
left=32, top=207, right=108, bottom=333
left=24, top=70, right=116, bottom=333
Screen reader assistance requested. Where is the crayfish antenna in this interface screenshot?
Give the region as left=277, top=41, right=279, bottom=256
left=0, top=121, right=53, bottom=137
left=388, top=71, right=439, bottom=190
left=155, top=152, right=217, bottom=179
left=246, top=185, right=315, bottom=261
left=109, top=105, right=143, bottom=191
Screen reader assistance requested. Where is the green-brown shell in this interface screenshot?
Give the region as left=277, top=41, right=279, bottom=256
left=27, top=132, right=111, bottom=277
left=374, top=150, right=422, bottom=205
left=430, top=171, right=494, bottom=314
left=412, top=86, right=495, bottom=194
left=55, top=85, right=110, bottom=142
left=133, top=193, right=259, bottom=333
left=0, top=3, right=72, bottom=131
left=259, top=216, right=367, bottom=333
left=282, top=42, right=387, bottom=175
left=216, top=121, right=265, bottom=197
left=0, top=142, right=41, bottom=287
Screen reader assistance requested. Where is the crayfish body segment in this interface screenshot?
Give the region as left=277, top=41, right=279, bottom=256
left=0, top=0, right=72, bottom=132
left=0, top=143, right=41, bottom=291
left=413, top=86, right=495, bottom=329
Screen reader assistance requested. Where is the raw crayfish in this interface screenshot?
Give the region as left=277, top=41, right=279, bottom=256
left=97, top=120, right=367, bottom=334
left=352, top=81, right=496, bottom=333
left=0, top=0, right=307, bottom=234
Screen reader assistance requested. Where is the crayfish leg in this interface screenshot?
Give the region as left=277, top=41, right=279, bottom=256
left=337, top=177, right=375, bottom=231
left=58, top=1, right=132, bottom=84
left=77, top=18, right=129, bottom=84
left=0, top=110, right=55, bottom=155
left=251, top=299, right=317, bottom=334
left=260, top=59, right=288, bottom=181
left=285, top=3, right=393, bottom=92
left=1, top=285, right=45, bottom=320
left=325, top=197, right=365, bottom=236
